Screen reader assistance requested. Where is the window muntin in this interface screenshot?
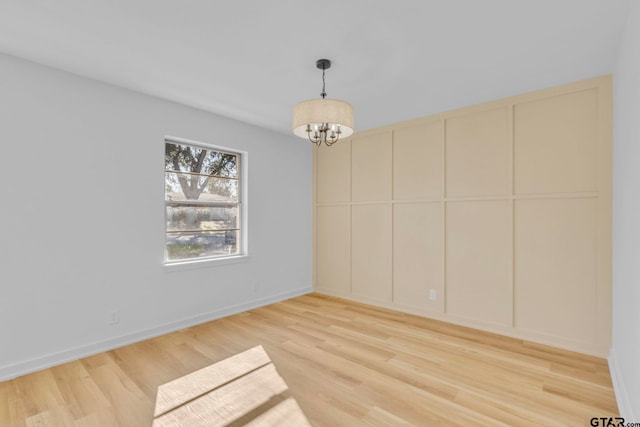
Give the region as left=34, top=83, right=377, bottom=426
left=164, top=139, right=242, bottom=262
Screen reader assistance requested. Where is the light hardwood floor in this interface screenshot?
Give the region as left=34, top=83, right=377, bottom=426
left=1, top=293, right=618, bottom=426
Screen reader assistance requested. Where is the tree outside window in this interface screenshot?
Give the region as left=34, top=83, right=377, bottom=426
left=164, top=139, right=242, bottom=262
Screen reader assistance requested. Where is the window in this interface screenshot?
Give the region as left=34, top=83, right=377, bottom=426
left=164, top=138, right=244, bottom=263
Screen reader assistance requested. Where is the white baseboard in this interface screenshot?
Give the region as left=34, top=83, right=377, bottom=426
left=608, top=348, right=636, bottom=420
left=0, top=286, right=313, bottom=381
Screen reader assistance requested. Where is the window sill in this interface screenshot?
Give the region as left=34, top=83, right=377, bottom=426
left=163, top=254, right=249, bottom=272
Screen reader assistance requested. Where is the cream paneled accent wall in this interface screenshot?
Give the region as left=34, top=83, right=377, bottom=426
left=313, top=76, right=612, bottom=356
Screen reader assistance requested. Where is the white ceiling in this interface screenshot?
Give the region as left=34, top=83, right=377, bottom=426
left=0, top=0, right=630, bottom=135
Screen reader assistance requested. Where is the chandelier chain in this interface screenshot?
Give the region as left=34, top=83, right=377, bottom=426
left=321, top=67, right=327, bottom=99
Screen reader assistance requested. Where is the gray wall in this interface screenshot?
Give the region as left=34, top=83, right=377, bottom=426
left=612, top=0, right=640, bottom=418
left=0, top=53, right=312, bottom=380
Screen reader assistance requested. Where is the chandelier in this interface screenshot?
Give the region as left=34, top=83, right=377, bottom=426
left=292, top=59, right=354, bottom=146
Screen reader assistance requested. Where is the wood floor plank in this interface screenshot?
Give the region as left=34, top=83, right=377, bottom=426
left=1, top=293, right=618, bottom=426
left=25, top=405, right=76, bottom=427
left=12, top=370, right=65, bottom=419
left=0, top=380, right=11, bottom=425
left=83, top=355, right=153, bottom=427
left=362, top=406, right=414, bottom=427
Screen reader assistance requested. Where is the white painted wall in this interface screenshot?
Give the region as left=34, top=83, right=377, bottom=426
left=612, top=0, right=640, bottom=419
left=0, top=53, right=312, bottom=380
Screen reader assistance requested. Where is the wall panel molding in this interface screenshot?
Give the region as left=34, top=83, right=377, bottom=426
left=314, top=76, right=612, bottom=357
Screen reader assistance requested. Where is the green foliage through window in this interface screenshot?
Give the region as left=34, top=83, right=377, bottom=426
left=164, top=140, right=242, bottom=262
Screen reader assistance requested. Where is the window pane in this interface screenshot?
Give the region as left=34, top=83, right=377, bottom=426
left=164, top=139, right=243, bottom=263
left=166, top=230, right=239, bottom=261
left=165, top=172, right=238, bottom=202
left=165, top=142, right=238, bottom=178
left=166, top=205, right=238, bottom=232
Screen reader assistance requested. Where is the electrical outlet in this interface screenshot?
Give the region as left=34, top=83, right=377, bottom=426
left=108, top=309, right=120, bottom=325
left=429, top=289, right=437, bottom=301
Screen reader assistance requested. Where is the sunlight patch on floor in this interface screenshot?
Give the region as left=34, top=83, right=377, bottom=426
left=153, top=345, right=311, bottom=426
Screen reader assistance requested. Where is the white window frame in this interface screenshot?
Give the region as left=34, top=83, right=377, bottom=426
left=163, top=136, right=248, bottom=267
